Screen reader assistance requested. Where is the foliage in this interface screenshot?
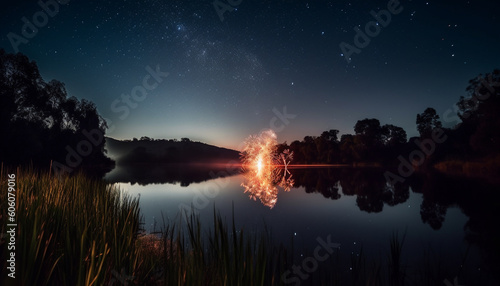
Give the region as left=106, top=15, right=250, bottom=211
left=416, top=107, right=442, bottom=139
left=457, top=69, right=500, bottom=157
left=459, top=69, right=500, bottom=121
left=282, top=122, right=407, bottom=165
left=382, top=124, right=407, bottom=147
left=0, top=49, right=113, bottom=174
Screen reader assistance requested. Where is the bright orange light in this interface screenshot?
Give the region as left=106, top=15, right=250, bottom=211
left=240, top=130, right=294, bottom=208
left=257, top=157, right=263, bottom=173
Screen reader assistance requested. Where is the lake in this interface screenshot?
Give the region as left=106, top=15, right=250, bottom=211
left=104, top=164, right=499, bottom=285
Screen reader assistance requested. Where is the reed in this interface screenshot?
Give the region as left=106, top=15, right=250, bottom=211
left=388, top=231, right=406, bottom=286
left=147, top=204, right=285, bottom=285
left=0, top=166, right=143, bottom=285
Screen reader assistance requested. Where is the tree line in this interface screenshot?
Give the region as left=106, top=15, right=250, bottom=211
left=278, top=69, right=500, bottom=169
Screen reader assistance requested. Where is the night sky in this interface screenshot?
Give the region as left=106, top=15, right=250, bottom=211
left=1, top=0, right=498, bottom=150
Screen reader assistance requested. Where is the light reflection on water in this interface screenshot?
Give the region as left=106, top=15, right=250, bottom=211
left=111, top=167, right=480, bottom=274
left=240, top=163, right=294, bottom=209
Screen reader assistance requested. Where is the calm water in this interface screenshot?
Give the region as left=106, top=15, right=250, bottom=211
left=104, top=164, right=499, bottom=283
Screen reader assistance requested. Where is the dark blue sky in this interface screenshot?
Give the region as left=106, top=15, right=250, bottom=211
left=1, top=0, right=499, bottom=149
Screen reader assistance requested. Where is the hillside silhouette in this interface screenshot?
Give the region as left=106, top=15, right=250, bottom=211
left=105, top=137, right=240, bottom=165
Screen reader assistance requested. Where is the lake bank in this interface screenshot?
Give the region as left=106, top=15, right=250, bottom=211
left=433, top=156, right=500, bottom=185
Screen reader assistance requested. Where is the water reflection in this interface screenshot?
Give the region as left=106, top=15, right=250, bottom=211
left=104, top=163, right=240, bottom=186
left=239, top=165, right=413, bottom=212
left=286, top=167, right=410, bottom=213
left=240, top=164, right=294, bottom=208
left=242, top=166, right=500, bottom=270
left=106, top=164, right=500, bottom=273
left=408, top=172, right=500, bottom=272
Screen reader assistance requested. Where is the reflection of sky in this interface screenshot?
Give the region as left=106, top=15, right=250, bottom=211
left=118, top=174, right=476, bottom=268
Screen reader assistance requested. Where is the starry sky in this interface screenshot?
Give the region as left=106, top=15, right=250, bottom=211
left=1, top=0, right=499, bottom=150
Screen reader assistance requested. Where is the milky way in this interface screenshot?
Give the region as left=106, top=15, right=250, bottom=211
left=1, top=0, right=498, bottom=149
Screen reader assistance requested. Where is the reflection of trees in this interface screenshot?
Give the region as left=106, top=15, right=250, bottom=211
left=341, top=169, right=387, bottom=213
left=385, top=182, right=410, bottom=207
left=356, top=195, right=384, bottom=213
left=463, top=208, right=500, bottom=273
left=415, top=177, right=448, bottom=231
left=409, top=171, right=500, bottom=271
left=339, top=168, right=410, bottom=213
left=292, top=168, right=410, bottom=212
left=294, top=166, right=500, bottom=272
left=419, top=200, right=447, bottom=230
left=292, top=168, right=342, bottom=200
left=408, top=173, right=455, bottom=230
left=313, top=174, right=341, bottom=200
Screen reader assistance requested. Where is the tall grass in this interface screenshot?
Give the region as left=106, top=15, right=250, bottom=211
left=0, top=166, right=144, bottom=285
left=149, top=204, right=287, bottom=285
left=388, top=231, right=406, bottom=286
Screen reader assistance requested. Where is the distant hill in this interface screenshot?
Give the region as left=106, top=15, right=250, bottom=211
left=105, top=137, right=241, bottom=165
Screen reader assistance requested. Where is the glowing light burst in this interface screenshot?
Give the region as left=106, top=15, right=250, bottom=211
left=240, top=130, right=294, bottom=208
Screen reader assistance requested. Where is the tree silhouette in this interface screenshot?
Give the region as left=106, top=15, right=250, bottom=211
left=458, top=70, right=500, bottom=157
left=416, top=107, right=442, bottom=138
left=459, top=69, right=500, bottom=121
left=301, top=136, right=318, bottom=163
left=320, top=129, right=339, bottom=142
left=352, top=118, right=408, bottom=162
left=381, top=124, right=407, bottom=147
left=316, top=130, right=339, bottom=163
left=0, top=49, right=113, bottom=174
left=354, top=118, right=384, bottom=148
